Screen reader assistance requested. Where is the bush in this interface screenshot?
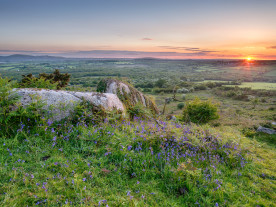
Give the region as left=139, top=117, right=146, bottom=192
left=20, top=69, right=70, bottom=89
left=127, top=104, right=150, bottom=120
left=20, top=75, right=58, bottom=89
left=177, top=103, right=185, bottom=110
left=194, top=84, right=207, bottom=90
left=96, top=79, right=107, bottom=92
left=155, top=79, right=167, bottom=88
left=182, top=98, right=219, bottom=124
left=143, top=88, right=152, bottom=92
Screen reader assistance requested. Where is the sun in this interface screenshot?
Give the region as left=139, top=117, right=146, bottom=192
left=246, top=57, right=252, bottom=61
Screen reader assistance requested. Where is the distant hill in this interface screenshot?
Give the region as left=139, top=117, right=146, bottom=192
left=0, top=54, right=66, bottom=62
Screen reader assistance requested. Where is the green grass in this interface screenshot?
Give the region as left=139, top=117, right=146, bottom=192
left=225, top=82, right=276, bottom=90
left=0, top=117, right=275, bottom=206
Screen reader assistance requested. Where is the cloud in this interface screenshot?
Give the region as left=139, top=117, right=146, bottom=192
left=0, top=49, right=227, bottom=59
left=267, top=46, right=276, bottom=49
left=57, top=50, right=209, bottom=58
left=158, top=46, right=218, bottom=53
left=0, top=49, right=42, bottom=53
left=142, top=38, right=152, bottom=41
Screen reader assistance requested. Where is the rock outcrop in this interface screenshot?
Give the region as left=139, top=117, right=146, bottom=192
left=13, top=88, right=125, bottom=121
left=97, top=78, right=159, bottom=114
left=257, top=126, right=276, bottom=135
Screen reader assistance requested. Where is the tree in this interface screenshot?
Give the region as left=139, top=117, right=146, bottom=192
left=39, top=69, right=70, bottom=89
left=20, top=69, right=70, bottom=90
left=155, top=79, right=167, bottom=88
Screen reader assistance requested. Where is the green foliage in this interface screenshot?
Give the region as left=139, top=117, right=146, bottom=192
left=39, top=69, right=71, bottom=89
left=177, top=102, right=185, bottom=110
left=1, top=113, right=274, bottom=206
left=127, top=104, right=150, bottom=120
left=182, top=97, right=219, bottom=124
left=194, top=84, right=207, bottom=90
left=19, top=69, right=70, bottom=89
left=0, top=76, right=45, bottom=137
left=20, top=74, right=58, bottom=89
left=96, top=79, right=107, bottom=92
left=251, top=98, right=259, bottom=108
left=155, top=79, right=167, bottom=88
left=70, top=98, right=107, bottom=125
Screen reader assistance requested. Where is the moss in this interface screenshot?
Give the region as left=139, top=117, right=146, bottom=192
left=97, top=78, right=159, bottom=115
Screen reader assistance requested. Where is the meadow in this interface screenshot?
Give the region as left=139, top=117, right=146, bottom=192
left=0, top=58, right=275, bottom=206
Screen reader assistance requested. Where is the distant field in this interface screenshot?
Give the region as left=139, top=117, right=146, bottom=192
left=197, top=80, right=229, bottom=83
left=264, top=69, right=276, bottom=77
left=194, top=80, right=276, bottom=90
left=226, top=82, right=276, bottom=90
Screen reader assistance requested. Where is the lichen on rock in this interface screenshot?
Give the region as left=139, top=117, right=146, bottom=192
left=13, top=88, right=125, bottom=121
left=97, top=78, right=159, bottom=114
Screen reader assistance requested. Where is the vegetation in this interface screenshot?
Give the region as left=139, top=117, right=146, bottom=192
left=19, top=69, right=70, bottom=89
left=182, top=98, right=219, bottom=124
left=0, top=59, right=275, bottom=206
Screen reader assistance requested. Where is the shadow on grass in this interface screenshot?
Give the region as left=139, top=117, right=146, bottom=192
left=251, top=133, right=276, bottom=148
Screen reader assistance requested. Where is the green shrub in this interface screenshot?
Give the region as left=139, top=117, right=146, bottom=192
left=70, top=99, right=107, bottom=125
left=177, top=102, right=185, bottom=110
left=182, top=97, right=219, bottom=124
left=96, top=79, right=107, bottom=92
left=20, top=69, right=70, bottom=89
left=242, top=128, right=256, bottom=137
left=194, top=84, right=207, bottom=90
left=20, top=75, right=58, bottom=89
left=127, top=104, right=150, bottom=120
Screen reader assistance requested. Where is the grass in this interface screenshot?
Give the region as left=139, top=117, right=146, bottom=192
left=0, top=115, right=275, bottom=206
left=224, top=82, right=276, bottom=90
left=150, top=90, right=275, bottom=130
left=1, top=72, right=275, bottom=206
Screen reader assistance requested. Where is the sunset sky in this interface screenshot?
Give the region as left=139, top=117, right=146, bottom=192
left=0, top=0, right=276, bottom=59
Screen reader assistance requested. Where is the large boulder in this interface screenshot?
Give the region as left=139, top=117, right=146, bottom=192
left=13, top=88, right=125, bottom=121
left=257, top=126, right=276, bottom=135
left=97, top=78, right=159, bottom=114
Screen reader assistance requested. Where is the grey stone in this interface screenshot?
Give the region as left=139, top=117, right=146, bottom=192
left=99, top=79, right=159, bottom=113
left=13, top=88, right=125, bottom=121
left=257, top=126, right=276, bottom=135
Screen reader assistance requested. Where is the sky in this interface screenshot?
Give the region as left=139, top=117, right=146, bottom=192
left=0, top=0, right=276, bottom=59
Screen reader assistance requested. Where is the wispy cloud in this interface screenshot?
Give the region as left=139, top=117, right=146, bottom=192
left=142, top=38, right=152, bottom=41
left=267, top=46, right=276, bottom=49
left=0, top=49, right=43, bottom=53
left=1, top=49, right=273, bottom=59
left=158, top=46, right=218, bottom=53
